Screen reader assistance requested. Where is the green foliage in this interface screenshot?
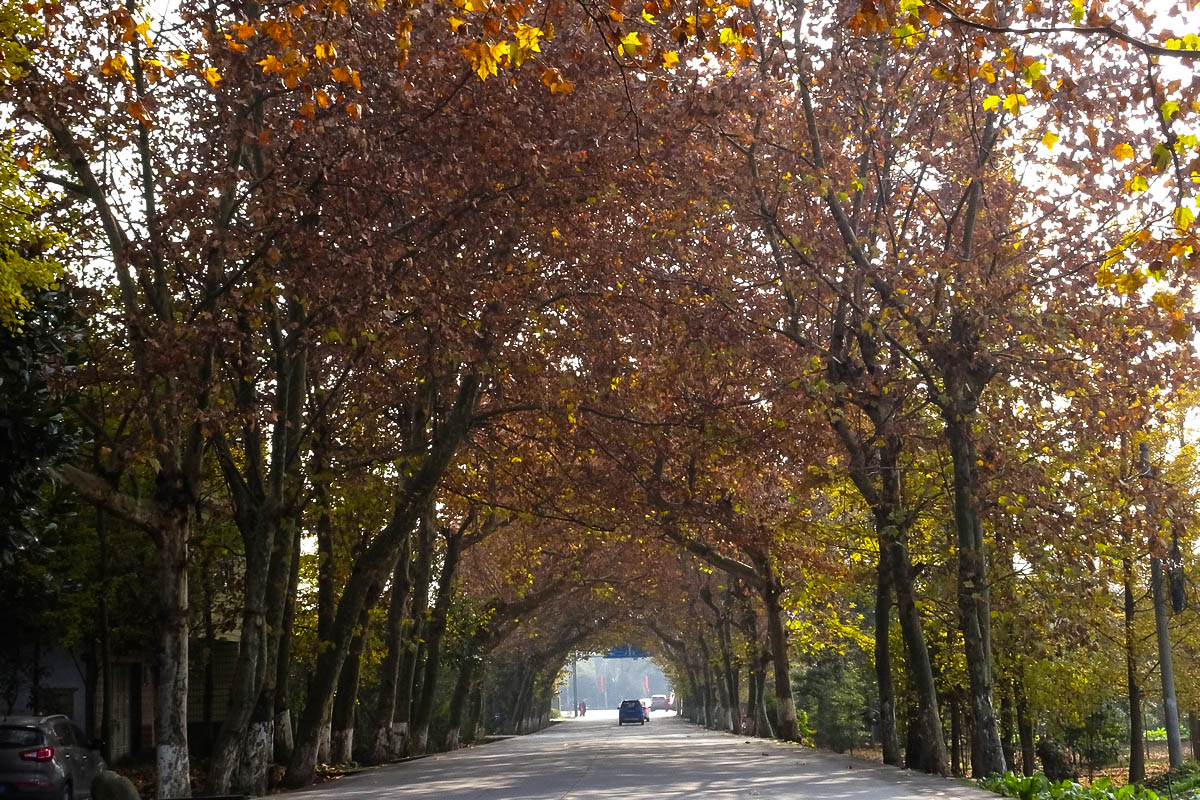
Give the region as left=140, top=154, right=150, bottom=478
left=0, top=0, right=40, bottom=83
left=793, top=653, right=872, bottom=754
left=0, top=146, right=65, bottom=332
left=0, top=288, right=79, bottom=562
left=1062, top=700, right=1126, bottom=774
left=1145, top=763, right=1200, bottom=796
left=1143, top=725, right=1188, bottom=742
left=979, top=772, right=1175, bottom=800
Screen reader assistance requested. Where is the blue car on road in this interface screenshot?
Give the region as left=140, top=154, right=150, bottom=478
left=618, top=699, right=646, bottom=725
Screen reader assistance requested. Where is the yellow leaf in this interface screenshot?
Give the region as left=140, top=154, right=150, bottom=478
left=1001, top=92, right=1027, bottom=114
left=619, top=30, right=642, bottom=53
left=464, top=0, right=489, bottom=12
left=235, top=21, right=256, bottom=40
left=449, top=15, right=467, bottom=31
left=662, top=49, right=679, bottom=68
left=978, top=62, right=995, bottom=83
left=982, top=95, right=1000, bottom=111
left=315, top=41, right=337, bottom=60
left=1040, top=131, right=1058, bottom=150
left=332, top=65, right=352, bottom=82
left=204, top=66, right=222, bottom=86
left=1113, top=142, right=1134, bottom=160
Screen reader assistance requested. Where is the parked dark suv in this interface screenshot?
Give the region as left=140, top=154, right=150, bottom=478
left=0, top=715, right=105, bottom=799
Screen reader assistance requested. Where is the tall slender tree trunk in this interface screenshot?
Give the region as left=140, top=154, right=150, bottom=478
left=945, top=414, right=1005, bottom=776
left=1015, top=675, right=1035, bottom=777
left=1125, top=553, right=1146, bottom=784
left=274, top=524, right=302, bottom=764
left=875, top=547, right=901, bottom=766
left=1188, top=712, right=1199, bottom=762
left=331, top=620, right=368, bottom=763
left=396, top=508, right=437, bottom=756
left=97, top=508, right=115, bottom=764
left=443, top=655, right=478, bottom=751
left=411, top=526, right=466, bottom=753
left=764, top=580, right=798, bottom=741
left=369, top=541, right=413, bottom=764
left=155, top=519, right=191, bottom=800
left=1151, top=556, right=1184, bottom=769
left=950, top=688, right=962, bottom=778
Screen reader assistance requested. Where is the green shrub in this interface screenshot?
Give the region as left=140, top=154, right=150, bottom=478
left=980, top=771, right=1199, bottom=800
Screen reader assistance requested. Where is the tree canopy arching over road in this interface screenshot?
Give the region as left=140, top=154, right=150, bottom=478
left=2, top=0, right=1200, bottom=796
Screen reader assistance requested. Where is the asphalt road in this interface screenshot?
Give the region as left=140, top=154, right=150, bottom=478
left=287, top=710, right=999, bottom=800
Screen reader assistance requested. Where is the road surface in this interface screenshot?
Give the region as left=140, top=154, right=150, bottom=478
left=288, top=710, right=997, bottom=799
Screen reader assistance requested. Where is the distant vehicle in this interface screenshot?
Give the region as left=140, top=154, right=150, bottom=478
left=0, top=714, right=106, bottom=799
left=618, top=699, right=646, bottom=726
left=650, top=694, right=670, bottom=711
left=638, top=700, right=651, bottom=722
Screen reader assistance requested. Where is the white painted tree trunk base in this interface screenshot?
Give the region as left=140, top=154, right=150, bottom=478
left=317, top=723, right=331, bottom=764
left=331, top=728, right=354, bottom=764
left=275, top=709, right=294, bottom=763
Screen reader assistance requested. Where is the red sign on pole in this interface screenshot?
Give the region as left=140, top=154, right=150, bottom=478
left=645, top=675, right=650, bottom=693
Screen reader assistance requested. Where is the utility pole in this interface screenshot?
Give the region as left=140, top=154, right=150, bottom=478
left=572, top=657, right=578, bottom=718
left=1141, top=442, right=1184, bottom=770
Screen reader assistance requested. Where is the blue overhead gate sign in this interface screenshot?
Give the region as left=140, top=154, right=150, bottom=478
left=605, top=645, right=651, bottom=659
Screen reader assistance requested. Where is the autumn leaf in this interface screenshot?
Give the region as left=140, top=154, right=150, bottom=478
left=1040, top=131, right=1058, bottom=150
left=449, top=16, right=467, bottom=31
left=332, top=65, right=352, bottom=82
left=204, top=66, right=222, bottom=87
left=235, top=21, right=256, bottom=40
left=982, top=95, right=1000, bottom=111
left=618, top=30, right=644, bottom=56
left=1125, top=175, right=1148, bottom=193
left=1112, top=142, right=1134, bottom=160
left=662, top=49, right=679, bottom=69
left=542, top=66, right=574, bottom=93
left=978, top=62, right=995, bottom=83
left=315, top=41, right=337, bottom=60
left=464, top=0, right=490, bottom=12
left=1173, top=205, right=1195, bottom=232
left=126, top=101, right=152, bottom=127
left=1002, top=92, right=1027, bottom=114
left=1161, top=100, right=1180, bottom=123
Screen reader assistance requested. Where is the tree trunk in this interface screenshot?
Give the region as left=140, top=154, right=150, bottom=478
left=274, top=524, right=302, bottom=765
left=1188, top=711, right=1199, bottom=762
left=97, top=508, right=115, bottom=763
left=465, top=678, right=484, bottom=744
left=443, top=657, right=477, bottom=752
left=950, top=688, right=962, bottom=778
left=764, top=581, right=798, bottom=741
left=874, top=547, right=901, bottom=766
left=331, top=619, right=368, bottom=763
left=208, top=515, right=271, bottom=796
left=395, top=506, right=437, bottom=756
left=411, top=526, right=466, bottom=754
left=945, top=415, right=1005, bottom=776
left=1015, top=676, right=1034, bottom=777
left=368, top=544, right=413, bottom=764
left=283, top=374, right=477, bottom=788
left=1000, top=690, right=1016, bottom=771
left=1151, top=555, right=1184, bottom=769
left=154, top=521, right=192, bottom=799
left=1125, top=553, right=1145, bottom=784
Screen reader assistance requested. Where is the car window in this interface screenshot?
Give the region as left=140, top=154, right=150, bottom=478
left=52, top=720, right=75, bottom=746
left=621, top=700, right=640, bottom=708
left=0, top=726, right=42, bottom=747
